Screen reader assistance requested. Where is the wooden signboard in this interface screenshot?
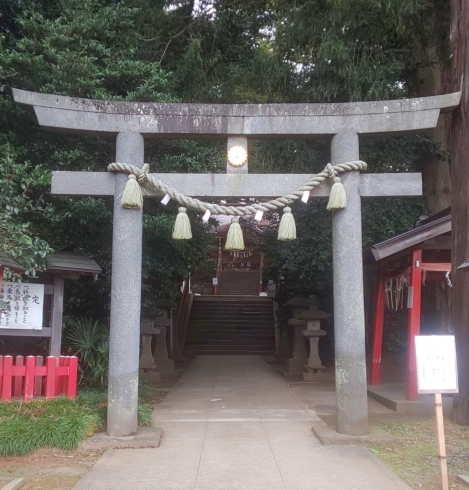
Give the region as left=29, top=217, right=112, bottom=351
left=415, top=335, right=459, bottom=490
left=415, top=335, right=458, bottom=394
left=0, top=282, right=44, bottom=330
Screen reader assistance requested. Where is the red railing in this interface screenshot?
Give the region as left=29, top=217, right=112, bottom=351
left=0, top=355, right=78, bottom=402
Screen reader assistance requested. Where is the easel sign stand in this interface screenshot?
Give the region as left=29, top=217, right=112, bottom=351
left=415, top=335, right=459, bottom=490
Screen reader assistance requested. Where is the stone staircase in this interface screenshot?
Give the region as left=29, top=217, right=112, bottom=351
left=184, top=296, right=276, bottom=356
left=218, top=270, right=260, bottom=296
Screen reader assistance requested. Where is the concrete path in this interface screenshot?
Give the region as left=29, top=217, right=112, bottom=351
left=74, top=356, right=410, bottom=490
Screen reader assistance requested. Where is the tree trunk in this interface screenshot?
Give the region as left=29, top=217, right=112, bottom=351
left=416, top=44, right=451, bottom=214
left=415, top=45, right=453, bottom=334
left=450, top=0, right=469, bottom=425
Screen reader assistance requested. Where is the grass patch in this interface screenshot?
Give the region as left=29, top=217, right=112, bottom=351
left=370, top=417, right=469, bottom=489
left=0, top=386, right=155, bottom=456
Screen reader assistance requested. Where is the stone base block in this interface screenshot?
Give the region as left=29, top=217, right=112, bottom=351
left=312, top=424, right=400, bottom=447
left=457, top=475, right=469, bottom=487
left=302, top=372, right=333, bottom=383
left=154, top=359, right=175, bottom=374
left=0, top=478, right=25, bottom=490
left=284, top=359, right=306, bottom=376
left=139, top=370, right=161, bottom=383
left=79, top=427, right=163, bottom=451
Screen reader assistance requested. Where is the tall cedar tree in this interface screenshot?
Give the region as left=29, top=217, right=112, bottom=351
left=450, top=0, right=469, bottom=425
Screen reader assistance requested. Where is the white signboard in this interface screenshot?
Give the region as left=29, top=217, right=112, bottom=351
left=415, top=335, right=458, bottom=394
left=0, top=282, right=44, bottom=330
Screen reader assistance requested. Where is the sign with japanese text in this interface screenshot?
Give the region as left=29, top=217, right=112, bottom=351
left=0, top=282, right=44, bottom=330
left=415, top=335, right=458, bottom=394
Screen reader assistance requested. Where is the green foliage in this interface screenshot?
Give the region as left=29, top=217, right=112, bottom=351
left=0, top=388, right=153, bottom=456
left=2, top=0, right=173, bottom=100
left=0, top=143, right=54, bottom=276
left=137, top=403, right=153, bottom=427
left=142, top=206, right=216, bottom=304
left=64, top=317, right=109, bottom=388
left=262, top=202, right=333, bottom=295
left=0, top=396, right=100, bottom=455
left=0, top=0, right=448, bottom=312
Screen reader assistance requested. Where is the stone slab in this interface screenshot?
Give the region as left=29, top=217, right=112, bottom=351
left=13, top=88, right=460, bottom=138
left=78, top=427, right=163, bottom=451
left=139, top=371, right=161, bottom=383
left=0, top=479, right=25, bottom=490
left=51, top=171, right=422, bottom=199
left=72, top=356, right=411, bottom=490
left=154, top=359, right=174, bottom=374
left=312, top=424, right=400, bottom=447
left=457, top=475, right=469, bottom=487
left=302, top=372, right=334, bottom=383
left=367, top=383, right=453, bottom=415
left=285, top=359, right=306, bottom=375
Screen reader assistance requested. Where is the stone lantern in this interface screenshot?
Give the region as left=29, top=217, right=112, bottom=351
left=153, top=299, right=177, bottom=375
left=139, top=309, right=161, bottom=382
left=139, top=300, right=177, bottom=381
left=299, top=297, right=330, bottom=381
left=285, top=297, right=313, bottom=375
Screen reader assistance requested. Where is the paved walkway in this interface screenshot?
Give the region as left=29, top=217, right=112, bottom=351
left=74, top=356, right=410, bottom=490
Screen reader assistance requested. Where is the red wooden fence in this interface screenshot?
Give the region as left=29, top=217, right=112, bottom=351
left=0, top=355, right=78, bottom=402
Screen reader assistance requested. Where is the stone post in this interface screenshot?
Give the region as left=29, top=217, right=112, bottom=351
left=331, top=131, right=368, bottom=436
left=107, top=132, right=144, bottom=436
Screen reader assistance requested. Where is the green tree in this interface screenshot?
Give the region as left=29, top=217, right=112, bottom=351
left=0, top=0, right=450, bottom=338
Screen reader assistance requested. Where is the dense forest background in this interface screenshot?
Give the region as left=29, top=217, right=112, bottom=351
left=2, top=0, right=469, bottom=419
left=0, top=0, right=449, bottom=306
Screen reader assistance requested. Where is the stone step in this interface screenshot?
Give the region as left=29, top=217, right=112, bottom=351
left=187, top=330, right=275, bottom=337
left=193, top=296, right=271, bottom=302
left=191, top=305, right=273, bottom=310
left=185, top=340, right=275, bottom=347
left=184, top=348, right=275, bottom=356
left=190, top=316, right=274, bottom=322
left=218, top=271, right=260, bottom=297
left=191, top=306, right=272, bottom=312
left=186, top=339, right=275, bottom=346
left=189, top=323, right=274, bottom=328
left=190, top=314, right=272, bottom=319
left=185, top=339, right=274, bottom=345
left=186, top=294, right=274, bottom=355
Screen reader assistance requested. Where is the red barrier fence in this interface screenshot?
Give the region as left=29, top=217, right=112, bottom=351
left=0, top=355, right=78, bottom=402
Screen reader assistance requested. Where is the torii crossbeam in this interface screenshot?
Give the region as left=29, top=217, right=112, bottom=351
left=13, top=89, right=460, bottom=438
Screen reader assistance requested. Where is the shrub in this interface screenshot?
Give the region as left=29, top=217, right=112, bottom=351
left=64, top=317, right=109, bottom=388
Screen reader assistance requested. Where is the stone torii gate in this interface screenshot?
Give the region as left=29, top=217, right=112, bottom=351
left=13, top=89, right=460, bottom=438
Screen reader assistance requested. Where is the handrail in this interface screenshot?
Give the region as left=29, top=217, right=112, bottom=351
left=214, top=256, right=222, bottom=295
left=176, top=278, right=191, bottom=348
left=214, top=237, right=222, bottom=295
left=180, top=293, right=194, bottom=349
left=259, top=252, right=264, bottom=293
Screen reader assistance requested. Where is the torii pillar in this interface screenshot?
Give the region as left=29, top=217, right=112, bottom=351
left=13, top=89, right=460, bottom=437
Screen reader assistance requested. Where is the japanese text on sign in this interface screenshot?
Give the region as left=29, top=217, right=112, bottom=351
left=0, top=282, right=44, bottom=330
left=415, top=335, right=458, bottom=394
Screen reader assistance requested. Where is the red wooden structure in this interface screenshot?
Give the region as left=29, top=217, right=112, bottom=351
left=0, top=355, right=78, bottom=402
left=368, top=210, right=452, bottom=400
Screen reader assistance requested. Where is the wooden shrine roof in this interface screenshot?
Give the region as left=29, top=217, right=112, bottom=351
left=367, top=208, right=451, bottom=262
left=0, top=253, right=26, bottom=272
left=46, top=252, right=102, bottom=275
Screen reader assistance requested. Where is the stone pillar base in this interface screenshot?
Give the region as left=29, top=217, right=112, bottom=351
left=154, top=359, right=175, bottom=374
left=285, top=359, right=306, bottom=375
left=302, top=372, right=331, bottom=383
left=274, top=331, right=292, bottom=360
left=139, top=370, right=161, bottom=383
